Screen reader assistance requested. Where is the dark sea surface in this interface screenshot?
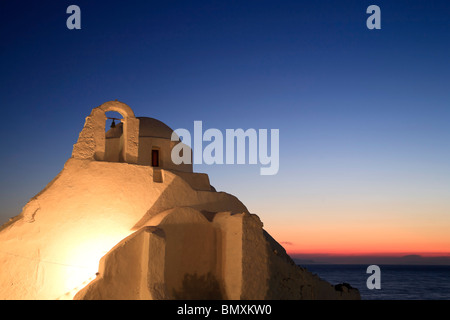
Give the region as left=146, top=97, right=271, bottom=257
left=301, top=264, right=450, bottom=300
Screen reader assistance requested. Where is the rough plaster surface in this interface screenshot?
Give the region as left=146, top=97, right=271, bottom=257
left=0, top=158, right=360, bottom=300
left=0, top=158, right=249, bottom=299
left=0, top=102, right=360, bottom=300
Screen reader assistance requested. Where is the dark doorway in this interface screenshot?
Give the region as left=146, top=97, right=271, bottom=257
left=152, top=149, right=159, bottom=167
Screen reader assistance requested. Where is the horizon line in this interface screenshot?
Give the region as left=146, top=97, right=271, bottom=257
left=287, top=251, right=450, bottom=257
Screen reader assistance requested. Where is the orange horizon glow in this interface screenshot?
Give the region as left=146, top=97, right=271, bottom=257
left=280, top=242, right=450, bottom=257
left=244, top=175, right=450, bottom=262
left=264, top=221, right=450, bottom=259
left=284, top=250, right=450, bottom=257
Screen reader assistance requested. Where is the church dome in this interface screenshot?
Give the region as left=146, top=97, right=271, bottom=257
left=106, top=117, right=175, bottom=139
left=137, top=117, right=174, bottom=139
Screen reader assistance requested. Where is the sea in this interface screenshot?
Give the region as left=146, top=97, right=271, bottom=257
left=301, top=264, right=450, bottom=300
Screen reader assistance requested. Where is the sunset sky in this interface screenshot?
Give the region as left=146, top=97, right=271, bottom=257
left=1, top=1, right=449, bottom=263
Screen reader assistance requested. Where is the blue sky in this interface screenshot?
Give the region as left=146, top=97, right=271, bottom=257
left=1, top=1, right=449, bottom=257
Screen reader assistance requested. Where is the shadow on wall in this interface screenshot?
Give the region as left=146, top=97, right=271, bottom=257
left=172, top=272, right=223, bottom=299
left=132, top=173, right=248, bottom=230
left=161, top=218, right=226, bottom=299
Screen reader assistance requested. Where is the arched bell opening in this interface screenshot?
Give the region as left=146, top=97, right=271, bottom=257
left=104, top=111, right=125, bottom=162
left=86, top=101, right=139, bottom=164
